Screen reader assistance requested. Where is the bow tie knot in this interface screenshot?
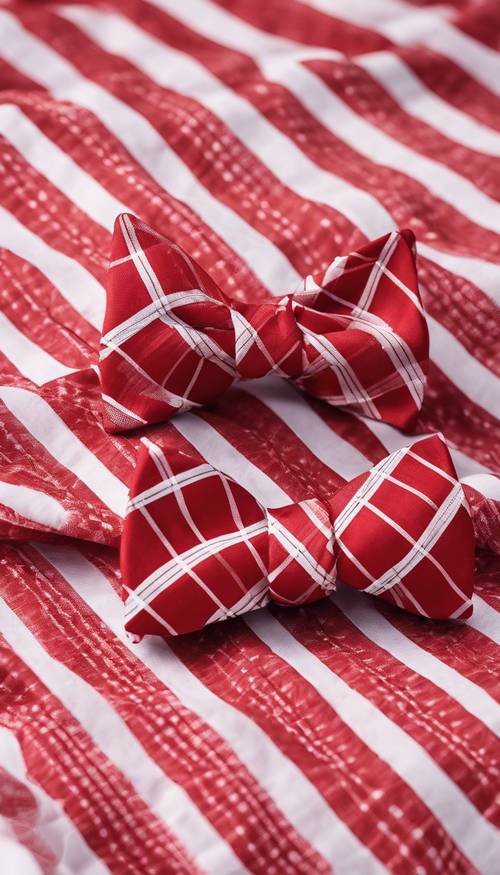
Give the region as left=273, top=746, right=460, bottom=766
left=121, top=434, right=474, bottom=639
left=266, top=498, right=338, bottom=606
left=232, top=297, right=303, bottom=381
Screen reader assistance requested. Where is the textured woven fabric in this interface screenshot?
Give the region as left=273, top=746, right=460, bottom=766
left=100, top=215, right=428, bottom=431
left=123, top=434, right=475, bottom=636
left=0, top=1, right=499, bottom=874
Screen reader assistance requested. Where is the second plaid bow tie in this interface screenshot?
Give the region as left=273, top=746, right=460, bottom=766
left=121, top=434, right=474, bottom=639
left=100, top=214, right=429, bottom=433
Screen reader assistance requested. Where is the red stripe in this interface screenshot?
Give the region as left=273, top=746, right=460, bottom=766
left=199, top=390, right=345, bottom=497
left=26, top=371, right=136, bottom=485
left=212, top=0, right=500, bottom=200
left=417, top=257, right=499, bottom=377
left=186, top=17, right=500, bottom=260
left=19, top=6, right=363, bottom=278
left=304, top=57, right=500, bottom=201
left=417, top=364, right=500, bottom=473
left=170, top=616, right=475, bottom=874
left=273, top=599, right=500, bottom=824
left=401, top=46, right=500, bottom=134
left=214, top=0, right=500, bottom=133
left=0, top=93, right=267, bottom=303
left=374, top=599, right=500, bottom=702
left=474, top=552, right=500, bottom=610
left=0, top=619, right=200, bottom=874
left=0, top=403, right=121, bottom=545
left=1, top=543, right=329, bottom=875
left=0, top=765, right=57, bottom=874
left=0, top=249, right=95, bottom=365
left=0, top=136, right=108, bottom=282
left=452, top=2, right=500, bottom=52
left=213, top=0, right=389, bottom=53
left=0, top=247, right=99, bottom=351
left=107, top=0, right=500, bottom=262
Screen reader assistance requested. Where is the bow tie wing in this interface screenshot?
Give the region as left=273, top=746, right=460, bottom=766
left=329, top=435, right=475, bottom=620
left=293, top=229, right=429, bottom=430
left=121, top=437, right=269, bottom=637
left=100, top=213, right=235, bottom=433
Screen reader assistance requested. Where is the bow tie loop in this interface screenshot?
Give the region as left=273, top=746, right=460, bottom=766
left=121, top=434, right=474, bottom=639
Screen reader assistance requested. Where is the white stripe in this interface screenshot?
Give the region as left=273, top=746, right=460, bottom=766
left=151, top=0, right=500, bottom=162
left=0, top=310, right=76, bottom=384
left=460, top=474, right=500, bottom=501
left=173, top=413, right=290, bottom=508
left=303, top=0, right=500, bottom=98
left=0, top=11, right=297, bottom=294
left=101, top=291, right=220, bottom=351
left=0, top=481, right=69, bottom=530
left=126, top=519, right=267, bottom=616
left=242, top=378, right=368, bottom=479
left=258, top=52, right=500, bottom=236
left=0, top=827, right=43, bottom=875
left=246, top=610, right=499, bottom=874
left=0, top=594, right=244, bottom=875
left=0, top=206, right=104, bottom=328
left=0, top=726, right=108, bottom=875
left=0, top=386, right=128, bottom=517
left=427, top=314, right=500, bottom=417
left=166, top=0, right=500, bottom=303
left=128, top=463, right=214, bottom=510
left=466, top=597, right=500, bottom=645
left=0, top=103, right=128, bottom=230
left=363, top=414, right=499, bottom=480
left=383, top=10, right=500, bottom=99
left=334, top=583, right=500, bottom=735
left=301, top=0, right=452, bottom=29
left=418, top=245, right=500, bottom=306
left=40, top=543, right=385, bottom=875
left=56, top=2, right=392, bottom=239
left=356, top=51, right=500, bottom=158
left=243, top=375, right=500, bottom=501
left=141, top=0, right=500, bottom=293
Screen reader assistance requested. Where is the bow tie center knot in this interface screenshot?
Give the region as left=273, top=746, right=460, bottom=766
left=232, top=298, right=303, bottom=380
left=265, top=497, right=338, bottom=607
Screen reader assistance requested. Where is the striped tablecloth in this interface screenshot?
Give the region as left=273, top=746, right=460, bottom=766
left=0, top=1, right=498, bottom=872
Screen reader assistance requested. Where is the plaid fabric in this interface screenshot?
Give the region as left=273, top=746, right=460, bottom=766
left=122, top=434, right=475, bottom=637
left=100, top=214, right=429, bottom=432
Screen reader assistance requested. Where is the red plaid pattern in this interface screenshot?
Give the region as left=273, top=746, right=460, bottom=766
left=121, top=434, right=475, bottom=638
left=100, top=214, right=429, bottom=432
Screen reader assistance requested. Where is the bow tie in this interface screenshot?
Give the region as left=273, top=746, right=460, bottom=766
left=121, top=434, right=474, bottom=639
left=100, top=214, right=429, bottom=433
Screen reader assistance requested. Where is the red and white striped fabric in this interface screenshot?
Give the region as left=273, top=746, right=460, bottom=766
left=0, top=1, right=499, bottom=873
left=100, top=215, right=428, bottom=432
left=122, top=434, right=475, bottom=637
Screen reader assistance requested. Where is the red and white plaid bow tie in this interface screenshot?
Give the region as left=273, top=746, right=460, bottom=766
left=121, top=434, right=474, bottom=639
left=100, top=214, right=429, bottom=433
